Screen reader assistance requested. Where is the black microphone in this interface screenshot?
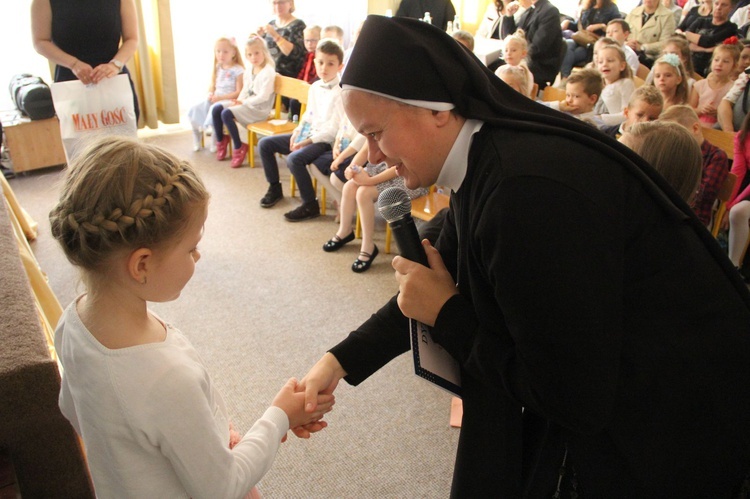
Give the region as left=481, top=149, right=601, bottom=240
left=377, top=187, right=428, bottom=266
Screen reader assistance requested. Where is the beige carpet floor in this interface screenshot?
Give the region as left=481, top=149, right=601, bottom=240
left=8, top=130, right=460, bottom=498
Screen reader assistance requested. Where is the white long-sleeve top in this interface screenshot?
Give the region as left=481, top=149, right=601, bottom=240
left=299, top=75, right=342, bottom=144
left=238, top=63, right=276, bottom=116
left=55, top=298, right=289, bottom=499
left=596, top=77, right=636, bottom=126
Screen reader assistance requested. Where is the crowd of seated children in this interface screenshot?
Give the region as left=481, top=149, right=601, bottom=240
left=542, top=68, right=604, bottom=125
left=660, top=105, right=729, bottom=227
left=494, top=31, right=535, bottom=97
left=258, top=39, right=344, bottom=222
left=594, top=42, right=636, bottom=124
left=188, top=37, right=244, bottom=152
left=690, top=42, right=741, bottom=126
left=605, top=19, right=641, bottom=74
left=213, top=36, right=276, bottom=168
left=619, top=120, right=704, bottom=203
left=600, top=85, right=665, bottom=138
left=321, top=144, right=428, bottom=273
left=650, top=53, right=691, bottom=109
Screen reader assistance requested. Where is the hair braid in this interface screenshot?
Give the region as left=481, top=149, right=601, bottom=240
left=50, top=136, right=209, bottom=272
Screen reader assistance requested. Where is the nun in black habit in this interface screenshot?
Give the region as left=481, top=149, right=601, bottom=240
left=299, top=15, right=750, bottom=498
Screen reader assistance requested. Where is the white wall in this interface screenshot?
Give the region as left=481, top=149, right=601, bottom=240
left=172, top=0, right=368, bottom=118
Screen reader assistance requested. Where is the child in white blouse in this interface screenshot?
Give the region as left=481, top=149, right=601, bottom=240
left=594, top=43, right=636, bottom=125
left=49, top=136, right=334, bottom=498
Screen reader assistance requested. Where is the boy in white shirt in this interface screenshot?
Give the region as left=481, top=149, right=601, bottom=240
left=258, top=40, right=345, bottom=221
left=606, top=19, right=641, bottom=76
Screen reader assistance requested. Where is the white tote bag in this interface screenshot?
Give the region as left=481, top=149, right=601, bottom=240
left=50, top=74, right=137, bottom=163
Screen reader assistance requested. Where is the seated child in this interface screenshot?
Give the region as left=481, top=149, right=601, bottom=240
left=689, top=42, right=740, bottom=127
left=258, top=39, right=344, bottom=222
left=496, top=64, right=532, bottom=96
left=322, top=25, right=345, bottom=48
left=649, top=53, right=690, bottom=110
left=605, top=19, right=640, bottom=75
left=619, top=120, right=703, bottom=203
left=660, top=105, right=729, bottom=227
left=298, top=25, right=321, bottom=84
left=645, top=35, right=698, bottom=93
left=187, top=37, right=244, bottom=151
left=594, top=43, right=636, bottom=125
left=599, top=84, right=664, bottom=139
left=543, top=68, right=604, bottom=125
left=48, top=136, right=334, bottom=498
left=212, top=36, right=276, bottom=168
left=452, top=30, right=475, bottom=51
left=321, top=143, right=429, bottom=273
left=494, top=31, right=534, bottom=97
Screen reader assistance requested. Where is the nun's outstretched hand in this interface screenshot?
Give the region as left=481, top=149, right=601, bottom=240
left=393, top=239, right=458, bottom=327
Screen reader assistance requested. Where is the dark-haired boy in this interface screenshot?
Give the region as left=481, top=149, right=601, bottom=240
left=258, top=39, right=344, bottom=221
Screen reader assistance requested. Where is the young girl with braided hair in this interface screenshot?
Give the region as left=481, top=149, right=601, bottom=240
left=49, top=136, right=333, bottom=498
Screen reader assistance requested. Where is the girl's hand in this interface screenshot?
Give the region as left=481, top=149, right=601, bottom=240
left=91, top=62, right=120, bottom=83
left=351, top=168, right=369, bottom=185
left=257, top=26, right=267, bottom=37
left=330, top=157, right=341, bottom=171
left=344, top=165, right=356, bottom=180
left=265, top=24, right=279, bottom=40
left=71, top=60, right=94, bottom=85
left=272, top=378, right=335, bottom=432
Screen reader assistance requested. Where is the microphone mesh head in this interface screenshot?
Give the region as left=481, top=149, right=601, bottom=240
left=378, top=187, right=412, bottom=222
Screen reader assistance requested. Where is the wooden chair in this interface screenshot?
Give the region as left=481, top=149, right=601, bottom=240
left=356, top=185, right=450, bottom=254
left=541, top=85, right=565, bottom=102
left=703, top=127, right=736, bottom=161
left=711, top=172, right=738, bottom=238
left=246, top=75, right=310, bottom=167
left=633, top=76, right=645, bottom=88
left=636, top=63, right=650, bottom=80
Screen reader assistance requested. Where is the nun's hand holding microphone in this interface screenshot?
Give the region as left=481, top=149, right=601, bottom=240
left=392, top=240, right=458, bottom=327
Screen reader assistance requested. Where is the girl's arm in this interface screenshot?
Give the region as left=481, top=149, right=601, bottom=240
left=353, top=165, right=398, bottom=187
left=31, top=0, right=94, bottom=82
left=689, top=84, right=700, bottom=110
left=729, top=134, right=750, bottom=207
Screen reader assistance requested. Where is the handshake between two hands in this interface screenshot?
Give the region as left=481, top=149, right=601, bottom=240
left=272, top=376, right=336, bottom=441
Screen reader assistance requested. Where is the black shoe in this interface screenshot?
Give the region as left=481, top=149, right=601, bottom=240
left=260, top=183, right=283, bottom=208
left=284, top=201, right=320, bottom=222
left=323, top=232, right=355, bottom=252
left=352, top=245, right=379, bottom=273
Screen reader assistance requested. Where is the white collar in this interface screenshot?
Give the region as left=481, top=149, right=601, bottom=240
left=436, top=119, right=484, bottom=193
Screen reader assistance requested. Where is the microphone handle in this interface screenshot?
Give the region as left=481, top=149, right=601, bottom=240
left=389, top=214, right=428, bottom=266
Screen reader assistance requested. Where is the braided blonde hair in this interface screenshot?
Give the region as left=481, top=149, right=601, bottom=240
left=50, top=136, right=209, bottom=273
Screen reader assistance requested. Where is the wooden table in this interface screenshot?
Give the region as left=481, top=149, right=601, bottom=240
left=3, top=117, right=66, bottom=172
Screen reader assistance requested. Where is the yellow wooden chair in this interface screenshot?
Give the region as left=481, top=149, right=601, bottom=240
left=633, top=76, right=645, bottom=88
left=636, top=63, right=650, bottom=80
left=246, top=75, right=310, bottom=167
left=542, top=85, right=565, bottom=102
left=529, top=83, right=539, bottom=99
left=702, top=127, right=736, bottom=161
left=711, top=172, right=738, bottom=238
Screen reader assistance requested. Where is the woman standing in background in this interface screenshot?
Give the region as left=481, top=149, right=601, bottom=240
left=31, top=0, right=140, bottom=121
left=257, top=0, right=306, bottom=79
